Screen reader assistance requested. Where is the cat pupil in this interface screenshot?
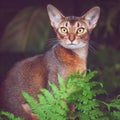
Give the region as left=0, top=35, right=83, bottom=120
left=0, top=4, right=101, bottom=120
left=61, top=27, right=67, bottom=33
left=78, top=27, right=84, bottom=33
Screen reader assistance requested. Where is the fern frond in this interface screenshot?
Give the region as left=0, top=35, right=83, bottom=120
left=0, top=111, right=23, bottom=120
left=22, top=71, right=120, bottom=120
left=22, top=75, right=70, bottom=120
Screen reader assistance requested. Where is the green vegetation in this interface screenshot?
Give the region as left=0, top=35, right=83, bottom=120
left=0, top=0, right=119, bottom=52
left=0, top=111, right=22, bottom=120
left=1, top=71, right=120, bottom=120
left=88, top=46, right=120, bottom=93
left=0, top=7, right=50, bottom=53
left=0, top=1, right=119, bottom=119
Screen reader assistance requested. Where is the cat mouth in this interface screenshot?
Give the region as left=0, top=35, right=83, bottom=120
left=61, top=42, right=87, bottom=49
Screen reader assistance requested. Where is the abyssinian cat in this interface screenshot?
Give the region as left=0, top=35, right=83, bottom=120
left=0, top=4, right=100, bottom=120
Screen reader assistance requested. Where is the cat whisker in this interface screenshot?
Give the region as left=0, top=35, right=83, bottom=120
left=81, top=41, right=89, bottom=46
left=89, top=45, right=96, bottom=54
left=47, top=38, right=58, bottom=47
left=88, top=41, right=98, bottom=54
left=90, top=40, right=98, bottom=49
left=81, top=40, right=89, bottom=44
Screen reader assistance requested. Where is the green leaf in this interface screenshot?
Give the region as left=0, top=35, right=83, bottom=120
left=84, top=70, right=98, bottom=82
left=0, top=111, right=23, bottom=120
left=58, top=74, right=66, bottom=92
left=20, top=71, right=120, bottom=120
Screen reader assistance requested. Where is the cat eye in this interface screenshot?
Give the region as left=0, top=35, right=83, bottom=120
left=61, top=27, right=68, bottom=33
left=77, top=27, right=85, bottom=34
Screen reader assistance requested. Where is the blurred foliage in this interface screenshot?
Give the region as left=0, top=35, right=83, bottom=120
left=0, top=0, right=119, bottom=52
left=0, top=2, right=119, bottom=119
left=0, top=0, right=119, bottom=96
left=88, top=46, right=120, bottom=93
left=93, top=0, right=120, bottom=48
left=0, top=7, right=50, bottom=53
left=0, top=111, right=22, bottom=120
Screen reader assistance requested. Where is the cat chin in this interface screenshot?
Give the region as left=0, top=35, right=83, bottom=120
left=60, top=44, right=87, bottom=50
left=60, top=42, right=87, bottom=50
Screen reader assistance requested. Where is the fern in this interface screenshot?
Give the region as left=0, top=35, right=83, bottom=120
left=101, top=95, right=120, bottom=120
left=22, top=75, right=70, bottom=120
left=0, top=111, right=23, bottom=120
left=1, top=71, right=120, bottom=120
left=67, top=71, right=106, bottom=120
left=22, top=71, right=120, bottom=120
left=22, top=71, right=103, bottom=120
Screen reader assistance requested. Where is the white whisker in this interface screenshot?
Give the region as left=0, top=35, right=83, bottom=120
left=88, top=41, right=98, bottom=54
left=47, top=38, right=58, bottom=47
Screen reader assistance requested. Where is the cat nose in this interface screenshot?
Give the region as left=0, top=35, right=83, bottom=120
left=69, top=34, right=75, bottom=42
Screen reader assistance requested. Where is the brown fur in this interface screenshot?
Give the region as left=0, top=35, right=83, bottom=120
left=0, top=4, right=100, bottom=120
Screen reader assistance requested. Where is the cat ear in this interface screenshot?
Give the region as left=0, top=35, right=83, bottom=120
left=82, top=6, right=100, bottom=29
left=47, top=4, right=64, bottom=27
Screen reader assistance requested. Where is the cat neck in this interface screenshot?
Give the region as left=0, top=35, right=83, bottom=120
left=53, top=44, right=88, bottom=61
left=72, top=45, right=88, bottom=61
left=51, top=44, right=88, bottom=73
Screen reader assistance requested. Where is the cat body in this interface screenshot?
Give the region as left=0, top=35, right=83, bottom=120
left=0, top=4, right=100, bottom=120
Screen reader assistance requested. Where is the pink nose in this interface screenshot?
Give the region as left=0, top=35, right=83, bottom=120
left=69, top=34, right=75, bottom=42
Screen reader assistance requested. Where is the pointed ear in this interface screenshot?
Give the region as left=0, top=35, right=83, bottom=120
left=47, top=4, right=64, bottom=27
left=82, top=6, right=100, bottom=29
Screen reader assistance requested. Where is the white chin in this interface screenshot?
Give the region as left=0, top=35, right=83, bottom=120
left=61, top=43, right=86, bottom=49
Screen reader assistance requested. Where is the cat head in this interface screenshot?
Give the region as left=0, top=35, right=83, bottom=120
left=47, top=4, right=100, bottom=49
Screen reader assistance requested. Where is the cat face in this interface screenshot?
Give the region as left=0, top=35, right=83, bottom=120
left=47, top=4, right=100, bottom=49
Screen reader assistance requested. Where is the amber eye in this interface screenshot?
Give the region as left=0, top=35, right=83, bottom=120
left=61, top=27, right=68, bottom=33
left=77, top=27, right=85, bottom=34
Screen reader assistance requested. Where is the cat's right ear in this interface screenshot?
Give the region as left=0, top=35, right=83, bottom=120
left=47, top=4, right=64, bottom=28
left=82, top=6, right=100, bottom=30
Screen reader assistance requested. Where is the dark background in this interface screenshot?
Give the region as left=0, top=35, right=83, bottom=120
left=0, top=0, right=120, bottom=94
left=0, top=0, right=119, bottom=46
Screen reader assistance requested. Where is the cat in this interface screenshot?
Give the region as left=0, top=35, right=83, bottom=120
left=0, top=4, right=100, bottom=120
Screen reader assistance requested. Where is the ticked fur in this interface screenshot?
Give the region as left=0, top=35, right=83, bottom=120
left=47, top=4, right=100, bottom=54
left=0, top=4, right=100, bottom=120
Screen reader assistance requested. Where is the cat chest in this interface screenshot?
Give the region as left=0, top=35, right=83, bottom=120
left=55, top=46, right=87, bottom=74
left=57, top=56, right=86, bottom=79
left=57, top=62, right=86, bottom=81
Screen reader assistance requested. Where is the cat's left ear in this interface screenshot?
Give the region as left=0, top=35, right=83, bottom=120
left=82, top=6, right=100, bottom=29
left=47, top=4, right=64, bottom=28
